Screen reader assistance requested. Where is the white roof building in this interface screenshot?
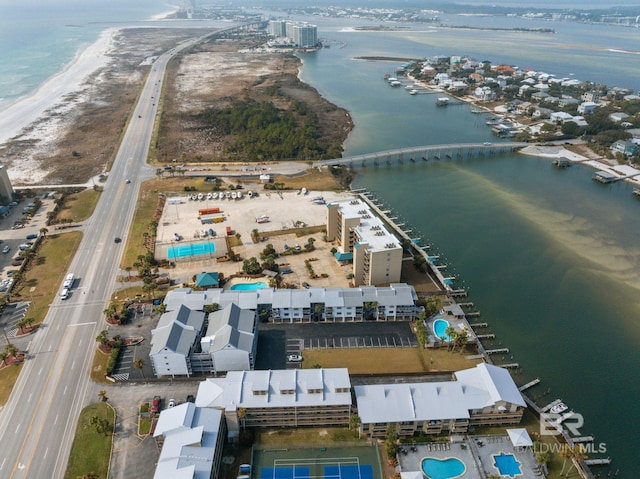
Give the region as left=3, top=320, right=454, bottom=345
left=153, top=402, right=226, bottom=479
left=196, top=369, right=352, bottom=440
left=355, top=363, right=526, bottom=436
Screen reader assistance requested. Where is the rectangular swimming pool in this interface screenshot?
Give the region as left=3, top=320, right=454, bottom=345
left=168, top=241, right=216, bottom=259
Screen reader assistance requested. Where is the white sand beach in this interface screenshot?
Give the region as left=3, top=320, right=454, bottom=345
left=0, top=28, right=118, bottom=147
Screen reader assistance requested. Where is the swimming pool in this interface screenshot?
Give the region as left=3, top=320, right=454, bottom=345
left=168, top=241, right=216, bottom=259
left=492, top=452, right=522, bottom=478
left=231, top=281, right=268, bottom=291
left=433, top=319, right=452, bottom=341
left=421, top=457, right=466, bottom=479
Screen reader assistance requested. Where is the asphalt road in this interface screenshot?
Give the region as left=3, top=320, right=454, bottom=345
left=0, top=30, right=214, bottom=479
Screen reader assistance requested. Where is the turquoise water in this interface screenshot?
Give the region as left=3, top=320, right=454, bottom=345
left=421, top=457, right=466, bottom=479
left=167, top=241, right=216, bottom=259
left=433, top=319, right=451, bottom=341
left=231, top=282, right=268, bottom=291
left=492, top=453, right=522, bottom=478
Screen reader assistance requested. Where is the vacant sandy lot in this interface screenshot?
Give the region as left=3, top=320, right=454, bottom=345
left=156, top=189, right=355, bottom=287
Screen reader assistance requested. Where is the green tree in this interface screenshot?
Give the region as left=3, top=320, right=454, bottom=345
left=95, top=330, right=109, bottom=346
left=242, top=257, right=262, bottom=275
left=203, top=303, right=219, bottom=313
left=133, top=358, right=145, bottom=378
left=384, top=424, right=398, bottom=459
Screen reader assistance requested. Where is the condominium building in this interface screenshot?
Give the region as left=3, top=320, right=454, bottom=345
left=196, top=368, right=352, bottom=441
left=355, top=363, right=526, bottom=438
left=327, top=198, right=403, bottom=286
left=153, top=402, right=226, bottom=479
left=267, top=19, right=318, bottom=47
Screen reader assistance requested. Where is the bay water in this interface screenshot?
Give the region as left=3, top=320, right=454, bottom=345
left=297, top=16, right=640, bottom=476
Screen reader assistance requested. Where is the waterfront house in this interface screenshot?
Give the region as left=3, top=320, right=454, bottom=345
left=558, top=96, right=580, bottom=108
left=582, top=91, right=601, bottom=102
left=611, top=140, right=639, bottom=156
left=355, top=363, right=526, bottom=438
left=533, top=107, right=553, bottom=119
left=474, top=86, right=495, bottom=101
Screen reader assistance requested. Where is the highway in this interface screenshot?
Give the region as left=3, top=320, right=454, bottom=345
left=0, top=31, right=211, bottom=479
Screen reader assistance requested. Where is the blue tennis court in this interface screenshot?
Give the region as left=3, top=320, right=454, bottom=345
left=260, top=461, right=373, bottom=479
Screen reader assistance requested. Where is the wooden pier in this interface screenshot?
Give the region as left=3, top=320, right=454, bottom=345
left=584, top=458, right=611, bottom=466
left=572, top=436, right=595, bottom=444
left=450, top=289, right=467, bottom=297
left=465, top=311, right=481, bottom=317
left=518, top=378, right=541, bottom=392
left=486, top=348, right=509, bottom=354
left=470, top=322, right=488, bottom=327
left=499, top=363, right=519, bottom=369
left=476, top=334, right=495, bottom=339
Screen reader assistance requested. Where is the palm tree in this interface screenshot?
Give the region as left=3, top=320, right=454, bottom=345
left=559, top=444, right=572, bottom=476
left=125, top=266, right=132, bottom=282
left=454, top=327, right=469, bottom=353
left=96, top=330, right=109, bottom=347
left=565, top=445, right=588, bottom=477
left=133, top=358, right=145, bottom=378
left=16, top=316, right=29, bottom=333
left=237, top=407, right=247, bottom=431
left=98, top=390, right=108, bottom=402
left=4, top=344, right=18, bottom=361
left=445, top=325, right=456, bottom=349
left=0, top=351, right=8, bottom=367
left=39, top=227, right=48, bottom=237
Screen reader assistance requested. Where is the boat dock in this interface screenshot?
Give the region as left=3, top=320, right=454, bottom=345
left=553, top=158, right=573, bottom=167
left=476, top=334, right=495, bottom=339
left=518, top=378, right=541, bottom=392
left=485, top=347, right=509, bottom=354
left=584, top=458, right=611, bottom=466
left=499, top=362, right=519, bottom=369
left=573, top=436, right=595, bottom=444
left=469, top=322, right=488, bottom=327
left=541, top=399, right=564, bottom=413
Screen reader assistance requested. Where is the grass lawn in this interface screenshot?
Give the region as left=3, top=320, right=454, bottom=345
left=303, top=347, right=481, bottom=375
left=11, top=231, right=82, bottom=325
left=272, top=168, right=342, bottom=191
left=56, top=189, right=101, bottom=223
left=90, top=350, right=112, bottom=385
left=0, top=363, right=23, bottom=406
left=65, top=402, right=114, bottom=479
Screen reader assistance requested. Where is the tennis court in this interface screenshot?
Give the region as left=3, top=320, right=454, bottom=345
left=254, top=445, right=382, bottom=479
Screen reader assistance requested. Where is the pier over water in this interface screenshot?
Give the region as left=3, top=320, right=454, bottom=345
left=314, top=142, right=528, bottom=168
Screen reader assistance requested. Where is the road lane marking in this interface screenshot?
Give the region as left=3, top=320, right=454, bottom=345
left=67, top=322, right=96, bottom=327
left=43, top=449, right=48, bottom=460
left=38, top=368, right=42, bottom=376
left=1, top=458, right=6, bottom=470
left=54, top=415, right=58, bottom=426
left=15, top=424, right=20, bottom=434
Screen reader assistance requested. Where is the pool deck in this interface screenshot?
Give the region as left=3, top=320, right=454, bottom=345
left=398, top=435, right=542, bottom=479
left=425, top=311, right=477, bottom=348
left=225, top=277, right=269, bottom=290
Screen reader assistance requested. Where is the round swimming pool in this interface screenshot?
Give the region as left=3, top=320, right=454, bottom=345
left=433, top=318, right=452, bottom=341
left=230, top=281, right=268, bottom=291
left=421, top=457, right=466, bottom=479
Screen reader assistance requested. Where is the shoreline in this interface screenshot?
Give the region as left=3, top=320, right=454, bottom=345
left=0, top=27, right=119, bottom=147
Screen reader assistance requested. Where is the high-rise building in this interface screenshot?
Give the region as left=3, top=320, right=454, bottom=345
left=267, top=19, right=287, bottom=37
left=291, top=23, right=318, bottom=47
left=327, top=198, right=403, bottom=286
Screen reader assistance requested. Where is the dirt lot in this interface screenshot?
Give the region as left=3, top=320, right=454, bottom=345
left=156, top=189, right=355, bottom=288
left=156, top=38, right=353, bottom=164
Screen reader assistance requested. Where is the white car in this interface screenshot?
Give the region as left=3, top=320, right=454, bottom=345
left=2, top=246, right=9, bottom=254
left=168, top=399, right=176, bottom=408
left=287, top=354, right=303, bottom=362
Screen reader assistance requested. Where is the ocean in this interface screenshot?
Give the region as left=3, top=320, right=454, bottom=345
left=0, top=0, right=173, bottom=110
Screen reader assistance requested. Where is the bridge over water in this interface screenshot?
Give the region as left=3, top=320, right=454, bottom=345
left=313, top=142, right=529, bottom=168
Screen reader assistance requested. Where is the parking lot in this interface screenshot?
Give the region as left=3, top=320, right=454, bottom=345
left=155, top=188, right=356, bottom=289
left=255, top=321, right=418, bottom=370
left=0, top=195, right=57, bottom=281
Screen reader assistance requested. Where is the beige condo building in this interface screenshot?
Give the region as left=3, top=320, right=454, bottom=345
left=326, top=198, right=402, bottom=286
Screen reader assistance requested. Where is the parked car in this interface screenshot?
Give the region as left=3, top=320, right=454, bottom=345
left=151, top=396, right=161, bottom=414
left=186, top=395, right=195, bottom=403
left=302, top=282, right=310, bottom=289
left=2, top=246, right=9, bottom=254
left=26, top=233, right=38, bottom=240
left=168, top=398, right=176, bottom=408
left=287, top=354, right=303, bottom=362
